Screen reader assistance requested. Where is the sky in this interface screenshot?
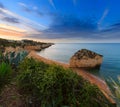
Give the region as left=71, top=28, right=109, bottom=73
left=0, top=0, right=120, bottom=43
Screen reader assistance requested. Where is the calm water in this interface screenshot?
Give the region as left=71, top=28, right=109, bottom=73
left=38, top=43, right=120, bottom=80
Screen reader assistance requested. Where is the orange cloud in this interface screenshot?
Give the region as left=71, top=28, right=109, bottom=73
left=0, top=24, right=26, bottom=32
left=0, top=24, right=26, bottom=38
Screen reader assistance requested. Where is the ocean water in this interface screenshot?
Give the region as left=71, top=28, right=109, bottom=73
left=38, top=43, right=120, bottom=80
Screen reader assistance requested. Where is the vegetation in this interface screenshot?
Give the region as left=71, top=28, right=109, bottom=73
left=0, top=51, right=9, bottom=63
left=106, top=77, right=120, bottom=105
left=0, top=51, right=28, bottom=66
left=0, top=50, right=112, bottom=107
left=17, top=58, right=110, bottom=107
left=0, top=62, right=12, bottom=92
left=0, top=51, right=27, bottom=92
left=0, top=38, right=53, bottom=49
left=7, top=51, right=28, bottom=66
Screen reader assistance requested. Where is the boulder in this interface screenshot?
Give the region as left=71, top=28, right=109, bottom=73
left=70, top=49, right=103, bottom=69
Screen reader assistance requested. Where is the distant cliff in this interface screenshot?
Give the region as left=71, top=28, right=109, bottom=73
left=0, top=38, right=53, bottom=52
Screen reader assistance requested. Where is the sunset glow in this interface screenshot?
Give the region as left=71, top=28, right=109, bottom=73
left=0, top=24, right=26, bottom=32
left=0, top=0, right=120, bottom=42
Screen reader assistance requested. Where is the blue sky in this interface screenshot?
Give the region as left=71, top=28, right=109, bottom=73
left=0, top=0, right=120, bottom=42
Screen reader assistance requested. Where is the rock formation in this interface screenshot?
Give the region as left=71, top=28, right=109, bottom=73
left=70, top=49, right=103, bottom=69
left=0, top=38, right=53, bottom=52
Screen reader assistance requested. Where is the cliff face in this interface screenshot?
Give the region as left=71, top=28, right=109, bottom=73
left=70, top=49, right=103, bottom=69
left=0, top=38, right=53, bottom=52
left=24, top=43, right=53, bottom=51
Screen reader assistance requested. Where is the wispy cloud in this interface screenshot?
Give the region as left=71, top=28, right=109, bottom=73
left=0, top=4, right=47, bottom=35
left=98, top=8, right=109, bottom=29
left=18, top=2, right=44, bottom=17
left=27, top=15, right=97, bottom=39
left=18, top=2, right=31, bottom=12
left=27, top=14, right=120, bottom=42
left=48, top=0, right=56, bottom=9
left=0, top=24, right=26, bottom=32
left=0, top=1, right=119, bottom=42
left=2, top=17, right=19, bottom=23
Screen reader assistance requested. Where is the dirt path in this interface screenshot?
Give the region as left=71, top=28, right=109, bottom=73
left=0, top=83, right=25, bottom=107
left=28, top=51, right=116, bottom=106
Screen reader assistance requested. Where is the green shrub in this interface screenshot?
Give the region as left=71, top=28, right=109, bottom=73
left=7, top=51, right=28, bottom=66
left=0, top=51, right=28, bottom=67
left=17, top=58, right=49, bottom=95
left=0, top=51, right=9, bottom=63
left=17, top=58, right=110, bottom=107
left=0, top=62, right=12, bottom=92
left=106, top=77, right=120, bottom=106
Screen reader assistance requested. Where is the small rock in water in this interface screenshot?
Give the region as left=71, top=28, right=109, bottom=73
left=69, top=49, right=103, bottom=69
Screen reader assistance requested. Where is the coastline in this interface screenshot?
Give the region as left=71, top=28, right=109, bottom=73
left=28, top=51, right=116, bottom=106
left=28, top=51, right=69, bottom=68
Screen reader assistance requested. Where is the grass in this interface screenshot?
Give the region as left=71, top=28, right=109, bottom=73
left=17, top=58, right=110, bottom=107
left=0, top=51, right=112, bottom=107
left=0, top=62, right=12, bottom=92
left=106, top=77, right=120, bottom=105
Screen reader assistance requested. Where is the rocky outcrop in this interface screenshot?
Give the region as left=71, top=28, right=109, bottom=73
left=5, top=47, right=24, bottom=53
left=0, top=38, right=54, bottom=52
left=4, top=43, right=53, bottom=52
left=24, top=45, right=42, bottom=51
left=24, top=43, right=53, bottom=51
left=70, top=49, right=103, bottom=69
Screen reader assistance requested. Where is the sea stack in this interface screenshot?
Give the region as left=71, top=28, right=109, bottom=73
left=70, top=49, right=103, bottom=69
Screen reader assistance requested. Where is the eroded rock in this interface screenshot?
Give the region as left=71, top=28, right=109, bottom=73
left=70, top=49, right=103, bottom=69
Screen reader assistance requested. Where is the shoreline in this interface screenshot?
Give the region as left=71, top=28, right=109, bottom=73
left=28, top=51, right=116, bottom=106
left=28, top=51, right=69, bottom=68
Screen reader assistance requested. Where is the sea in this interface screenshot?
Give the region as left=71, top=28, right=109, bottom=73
left=38, top=43, right=120, bottom=80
